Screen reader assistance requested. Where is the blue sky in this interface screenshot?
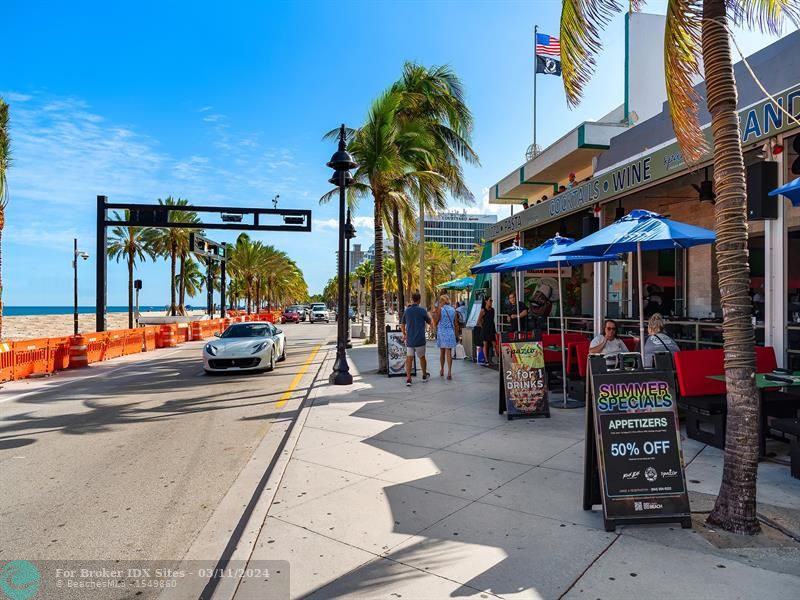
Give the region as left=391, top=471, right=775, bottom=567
left=2, top=1, right=794, bottom=305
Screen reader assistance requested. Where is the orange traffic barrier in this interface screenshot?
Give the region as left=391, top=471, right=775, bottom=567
left=13, top=338, right=50, bottom=379
left=157, top=324, right=177, bottom=348
left=123, top=329, right=144, bottom=355
left=143, top=326, right=158, bottom=351
left=48, top=336, right=72, bottom=371
left=0, top=342, right=14, bottom=382
left=106, top=331, right=125, bottom=360
left=191, top=321, right=203, bottom=341
left=85, top=333, right=108, bottom=363
left=176, top=323, right=191, bottom=343
left=68, top=334, right=89, bottom=368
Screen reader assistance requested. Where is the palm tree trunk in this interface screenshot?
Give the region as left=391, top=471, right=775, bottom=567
left=374, top=193, right=387, bottom=372
left=170, top=249, right=177, bottom=316
left=369, top=279, right=376, bottom=344
left=703, top=0, right=760, bottom=536
left=419, top=201, right=426, bottom=309
left=392, top=204, right=405, bottom=320
left=127, top=253, right=134, bottom=329
left=178, top=254, right=187, bottom=315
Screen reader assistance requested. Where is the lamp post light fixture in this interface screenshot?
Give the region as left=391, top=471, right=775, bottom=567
left=327, top=124, right=357, bottom=385
left=272, top=194, right=280, bottom=210
left=73, top=238, right=90, bottom=335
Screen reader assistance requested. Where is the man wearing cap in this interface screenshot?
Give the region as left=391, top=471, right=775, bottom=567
left=567, top=172, right=577, bottom=188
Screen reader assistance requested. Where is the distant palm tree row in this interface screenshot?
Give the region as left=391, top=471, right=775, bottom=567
left=107, top=197, right=308, bottom=327
left=323, top=238, right=480, bottom=345
left=322, top=63, right=478, bottom=373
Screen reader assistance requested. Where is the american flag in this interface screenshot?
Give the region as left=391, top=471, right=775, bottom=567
left=535, top=33, right=560, bottom=57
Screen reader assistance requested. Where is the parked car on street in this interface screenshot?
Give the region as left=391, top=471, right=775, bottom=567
left=203, top=322, right=286, bottom=374
left=281, top=306, right=301, bottom=324
left=309, top=303, right=330, bottom=323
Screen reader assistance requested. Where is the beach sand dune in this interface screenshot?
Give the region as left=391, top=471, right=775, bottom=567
left=1, top=311, right=210, bottom=341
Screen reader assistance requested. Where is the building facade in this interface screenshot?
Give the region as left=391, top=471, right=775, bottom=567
left=482, top=24, right=800, bottom=368
left=420, top=212, right=497, bottom=253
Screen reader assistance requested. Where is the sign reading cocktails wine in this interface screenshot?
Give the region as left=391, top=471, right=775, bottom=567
left=583, top=354, right=691, bottom=531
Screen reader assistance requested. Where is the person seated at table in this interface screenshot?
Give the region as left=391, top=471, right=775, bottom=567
left=589, top=319, right=628, bottom=367
left=643, top=313, right=681, bottom=368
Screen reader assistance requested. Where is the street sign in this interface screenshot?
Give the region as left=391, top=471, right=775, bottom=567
left=583, top=353, right=691, bottom=532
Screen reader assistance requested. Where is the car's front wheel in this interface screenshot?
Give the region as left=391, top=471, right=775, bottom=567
left=265, top=349, right=276, bottom=372
left=278, top=343, right=286, bottom=362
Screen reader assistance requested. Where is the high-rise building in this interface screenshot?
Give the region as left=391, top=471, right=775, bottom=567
left=419, top=212, right=497, bottom=252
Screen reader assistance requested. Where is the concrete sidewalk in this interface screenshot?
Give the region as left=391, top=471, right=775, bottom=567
left=236, top=341, right=800, bottom=599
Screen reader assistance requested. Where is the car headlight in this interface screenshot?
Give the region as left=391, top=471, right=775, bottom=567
left=252, top=341, right=269, bottom=354
left=205, top=344, right=218, bottom=356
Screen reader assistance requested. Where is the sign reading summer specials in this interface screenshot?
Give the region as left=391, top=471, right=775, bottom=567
left=386, top=331, right=415, bottom=378
left=500, top=341, right=549, bottom=418
left=583, top=354, right=690, bottom=531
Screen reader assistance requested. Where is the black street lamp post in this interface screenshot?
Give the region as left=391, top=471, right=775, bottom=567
left=345, top=209, right=356, bottom=349
left=73, top=238, right=89, bottom=336
left=328, top=125, right=357, bottom=385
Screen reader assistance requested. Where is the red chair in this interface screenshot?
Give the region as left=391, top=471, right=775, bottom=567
left=755, top=346, right=778, bottom=373
left=621, top=337, right=639, bottom=352
left=674, top=349, right=726, bottom=448
left=567, top=341, right=591, bottom=402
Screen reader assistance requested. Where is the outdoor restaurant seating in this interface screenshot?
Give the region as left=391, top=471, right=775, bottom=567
left=770, top=418, right=800, bottom=478
left=567, top=341, right=591, bottom=401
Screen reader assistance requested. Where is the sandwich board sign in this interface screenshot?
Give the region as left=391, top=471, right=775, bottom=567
left=582, top=353, right=691, bottom=532
left=498, top=332, right=550, bottom=420
left=387, top=330, right=415, bottom=377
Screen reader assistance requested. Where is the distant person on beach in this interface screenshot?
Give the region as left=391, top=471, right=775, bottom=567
left=400, top=292, right=431, bottom=387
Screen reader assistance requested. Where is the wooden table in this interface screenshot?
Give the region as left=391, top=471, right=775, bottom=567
left=707, top=373, right=800, bottom=457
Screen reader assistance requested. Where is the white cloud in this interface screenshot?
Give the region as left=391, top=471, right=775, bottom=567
left=315, top=216, right=375, bottom=233
left=1, top=92, right=32, bottom=102
left=203, top=113, right=224, bottom=123
left=198, top=106, right=213, bottom=112
left=461, top=186, right=510, bottom=218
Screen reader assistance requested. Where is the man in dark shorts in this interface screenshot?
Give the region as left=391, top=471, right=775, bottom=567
left=400, top=292, right=431, bottom=386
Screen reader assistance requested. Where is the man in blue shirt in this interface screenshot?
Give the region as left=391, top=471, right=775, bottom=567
left=400, top=292, right=431, bottom=386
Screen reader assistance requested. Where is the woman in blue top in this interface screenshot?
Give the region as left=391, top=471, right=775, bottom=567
left=433, top=294, right=459, bottom=380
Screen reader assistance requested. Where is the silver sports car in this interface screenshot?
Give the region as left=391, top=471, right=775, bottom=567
left=203, top=322, right=286, bottom=374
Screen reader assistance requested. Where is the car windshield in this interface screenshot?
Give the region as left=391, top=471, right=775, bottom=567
left=221, top=324, right=270, bottom=338
left=312, top=305, right=325, bottom=311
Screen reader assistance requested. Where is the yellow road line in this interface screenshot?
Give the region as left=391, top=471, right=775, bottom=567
left=276, top=344, right=322, bottom=409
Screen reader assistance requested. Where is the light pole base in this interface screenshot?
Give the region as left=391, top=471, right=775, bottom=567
left=329, top=344, right=353, bottom=385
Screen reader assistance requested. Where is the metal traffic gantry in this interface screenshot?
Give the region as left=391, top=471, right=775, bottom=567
left=95, top=195, right=312, bottom=332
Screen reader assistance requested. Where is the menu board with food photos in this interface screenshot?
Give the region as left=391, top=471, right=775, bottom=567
left=499, top=339, right=550, bottom=419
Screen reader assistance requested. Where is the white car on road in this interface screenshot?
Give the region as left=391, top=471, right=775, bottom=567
left=203, top=322, right=286, bottom=374
left=309, top=303, right=330, bottom=323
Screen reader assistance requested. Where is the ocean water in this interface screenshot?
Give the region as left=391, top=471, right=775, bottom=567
left=3, top=306, right=173, bottom=317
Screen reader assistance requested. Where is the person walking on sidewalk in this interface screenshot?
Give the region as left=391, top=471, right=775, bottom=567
left=433, top=294, right=459, bottom=380
left=401, top=292, right=431, bottom=387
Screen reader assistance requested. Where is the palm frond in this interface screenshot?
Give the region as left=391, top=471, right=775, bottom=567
left=726, top=0, right=800, bottom=34
left=0, top=97, right=11, bottom=209
left=560, top=0, right=622, bottom=107
left=665, top=0, right=705, bottom=162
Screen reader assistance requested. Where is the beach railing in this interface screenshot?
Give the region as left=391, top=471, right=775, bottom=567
left=1, top=342, right=15, bottom=382
left=13, top=338, right=50, bottom=379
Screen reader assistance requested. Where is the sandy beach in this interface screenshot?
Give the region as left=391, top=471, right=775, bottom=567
left=1, top=311, right=211, bottom=341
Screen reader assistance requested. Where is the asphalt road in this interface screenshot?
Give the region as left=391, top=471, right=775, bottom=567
left=0, top=321, right=336, bottom=568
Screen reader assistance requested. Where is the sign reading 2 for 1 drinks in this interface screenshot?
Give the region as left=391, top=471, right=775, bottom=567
left=587, top=357, right=691, bottom=528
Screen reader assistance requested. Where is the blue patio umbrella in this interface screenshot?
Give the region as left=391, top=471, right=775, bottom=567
left=470, top=245, right=526, bottom=330
left=440, top=276, right=475, bottom=290
left=553, top=209, right=715, bottom=358
left=497, top=235, right=620, bottom=406
left=769, top=177, right=800, bottom=206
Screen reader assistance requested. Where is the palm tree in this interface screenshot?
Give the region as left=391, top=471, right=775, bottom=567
left=560, top=0, right=799, bottom=534
left=0, top=97, right=10, bottom=339
left=143, top=197, right=198, bottom=315
left=330, top=92, right=443, bottom=371
left=353, top=260, right=375, bottom=343
left=107, top=210, right=156, bottom=328
left=399, top=238, right=420, bottom=304
left=392, top=63, right=479, bottom=313
left=175, top=256, right=206, bottom=302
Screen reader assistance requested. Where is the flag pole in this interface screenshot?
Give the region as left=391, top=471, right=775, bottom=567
left=533, top=24, right=538, bottom=152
